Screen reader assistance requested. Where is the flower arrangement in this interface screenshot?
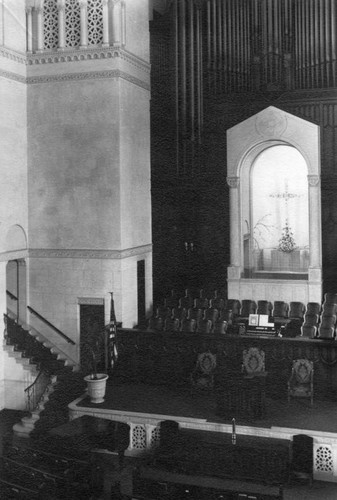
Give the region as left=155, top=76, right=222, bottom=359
left=278, top=219, right=297, bottom=253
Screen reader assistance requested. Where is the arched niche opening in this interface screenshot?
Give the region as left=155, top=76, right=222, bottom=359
left=227, top=106, right=321, bottom=304
left=244, top=145, right=309, bottom=278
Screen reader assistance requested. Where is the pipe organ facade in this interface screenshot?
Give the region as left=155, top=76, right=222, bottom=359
left=150, top=0, right=337, bottom=295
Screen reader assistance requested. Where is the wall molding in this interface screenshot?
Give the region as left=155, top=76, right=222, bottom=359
left=0, top=245, right=152, bottom=262
left=27, top=69, right=150, bottom=90
left=77, top=297, right=104, bottom=305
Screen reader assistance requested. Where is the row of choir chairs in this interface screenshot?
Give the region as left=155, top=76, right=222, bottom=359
left=149, top=290, right=337, bottom=339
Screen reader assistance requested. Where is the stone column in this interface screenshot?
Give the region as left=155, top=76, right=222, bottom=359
left=17, top=259, right=27, bottom=327
left=308, top=174, right=321, bottom=269
left=102, top=0, right=110, bottom=47
left=36, top=7, right=44, bottom=52
left=227, top=176, right=241, bottom=269
left=79, top=0, right=88, bottom=48
left=57, top=0, right=66, bottom=50
left=26, top=7, right=33, bottom=52
left=111, top=0, right=121, bottom=45
left=121, top=0, right=126, bottom=46
left=0, top=0, right=3, bottom=46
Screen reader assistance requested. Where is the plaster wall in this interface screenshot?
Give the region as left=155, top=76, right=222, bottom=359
left=125, top=0, right=150, bottom=63
left=2, top=0, right=26, bottom=52
left=119, top=79, right=151, bottom=248
left=0, top=78, right=28, bottom=250
left=28, top=249, right=152, bottom=363
left=27, top=78, right=122, bottom=250
left=27, top=256, right=116, bottom=363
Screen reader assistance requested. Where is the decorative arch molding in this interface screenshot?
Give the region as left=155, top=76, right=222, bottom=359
left=5, top=224, right=27, bottom=252
left=226, top=106, right=322, bottom=304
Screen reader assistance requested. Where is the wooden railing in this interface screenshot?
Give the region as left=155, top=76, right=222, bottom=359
left=27, top=306, right=75, bottom=345
left=6, top=289, right=18, bottom=301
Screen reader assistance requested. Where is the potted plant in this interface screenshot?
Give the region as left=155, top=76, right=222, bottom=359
left=83, top=334, right=109, bottom=404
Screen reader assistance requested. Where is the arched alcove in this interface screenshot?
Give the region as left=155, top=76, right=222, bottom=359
left=227, top=106, right=321, bottom=304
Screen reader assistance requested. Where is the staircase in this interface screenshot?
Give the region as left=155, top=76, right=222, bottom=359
left=4, top=315, right=86, bottom=439
left=0, top=317, right=98, bottom=498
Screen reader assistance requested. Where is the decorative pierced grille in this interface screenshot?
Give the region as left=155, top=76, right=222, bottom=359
left=65, top=0, right=81, bottom=48
left=315, top=446, right=333, bottom=473
left=150, top=425, right=161, bottom=447
left=132, top=425, right=147, bottom=449
left=87, top=0, right=103, bottom=46
left=43, top=0, right=59, bottom=50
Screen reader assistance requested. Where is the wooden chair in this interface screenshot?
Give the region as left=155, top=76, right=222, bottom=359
left=323, top=292, right=337, bottom=305
left=241, top=347, right=267, bottom=418
left=156, top=305, right=172, bottom=319
left=187, top=307, right=204, bottom=321
left=147, top=316, right=164, bottom=331
left=317, top=315, right=336, bottom=339
left=321, top=303, right=337, bottom=316
left=164, top=316, right=180, bottom=332
left=179, top=294, right=194, bottom=309
left=257, top=300, right=273, bottom=317
left=239, top=299, right=257, bottom=320
left=305, top=302, right=321, bottom=316
left=273, top=301, right=289, bottom=328
left=172, top=307, right=187, bottom=322
left=242, top=347, right=266, bottom=376
left=204, top=307, right=220, bottom=323
left=196, top=318, right=213, bottom=334
left=226, top=299, right=241, bottom=316
left=190, top=351, right=217, bottom=392
left=211, top=297, right=226, bottom=311
left=213, top=319, right=229, bottom=334
left=180, top=318, right=197, bottom=333
left=194, top=297, right=209, bottom=309
left=301, top=314, right=319, bottom=339
left=288, top=359, right=314, bottom=406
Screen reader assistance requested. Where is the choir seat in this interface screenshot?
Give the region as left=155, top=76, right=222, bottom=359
left=288, top=359, right=314, bottom=406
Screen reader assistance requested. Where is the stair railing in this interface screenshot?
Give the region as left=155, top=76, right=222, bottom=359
left=25, top=369, right=52, bottom=412
left=27, top=306, right=75, bottom=345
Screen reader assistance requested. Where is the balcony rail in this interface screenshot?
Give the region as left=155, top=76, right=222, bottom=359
left=26, top=0, right=126, bottom=54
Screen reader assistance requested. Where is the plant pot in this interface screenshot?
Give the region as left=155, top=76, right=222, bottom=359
left=84, top=374, right=109, bottom=404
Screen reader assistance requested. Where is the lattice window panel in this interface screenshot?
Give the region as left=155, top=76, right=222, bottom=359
left=132, top=425, right=147, bottom=450
left=150, top=425, right=161, bottom=448
left=87, top=0, right=103, bottom=46
left=315, top=445, right=333, bottom=474
left=43, top=0, right=59, bottom=50
left=65, top=0, right=81, bottom=48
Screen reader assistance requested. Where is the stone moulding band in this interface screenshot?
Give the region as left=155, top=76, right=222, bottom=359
left=0, top=244, right=152, bottom=262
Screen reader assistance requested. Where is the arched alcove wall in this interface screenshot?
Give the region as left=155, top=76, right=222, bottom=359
left=226, top=106, right=322, bottom=304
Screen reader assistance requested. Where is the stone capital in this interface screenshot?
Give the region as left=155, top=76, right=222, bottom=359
left=308, top=174, right=319, bottom=187
left=226, top=176, right=240, bottom=188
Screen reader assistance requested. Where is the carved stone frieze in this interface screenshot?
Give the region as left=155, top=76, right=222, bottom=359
left=27, top=244, right=152, bottom=260
left=26, top=69, right=150, bottom=91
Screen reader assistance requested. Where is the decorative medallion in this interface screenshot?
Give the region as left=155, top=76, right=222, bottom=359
left=255, top=108, right=287, bottom=137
